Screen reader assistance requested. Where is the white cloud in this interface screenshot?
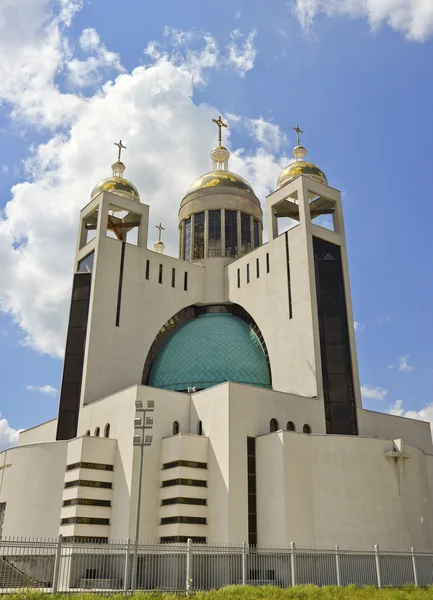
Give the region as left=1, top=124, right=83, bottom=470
left=26, top=384, right=58, bottom=395
left=0, top=9, right=284, bottom=358
left=361, top=384, right=388, bottom=400
left=67, top=28, right=124, bottom=88
left=376, top=315, right=392, bottom=324
left=294, top=0, right=433, bottom=41
left=248, top=118, right=287, bottom=152
left=398, top=354, right=414, bottom=372
left=388, top=399, right=433, bottom=433
left=0, top=414, right=20, bottom=450
left=2, top=165, right=9, bottom=175
left=227, top=29, right=257, bottom=76
left=354, top=321, right=365, bottom=331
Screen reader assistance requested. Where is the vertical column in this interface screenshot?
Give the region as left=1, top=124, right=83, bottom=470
left=185, top=538, right=192, bottom=594
left=335, top=545, right=341, bottom=586
left=237, top=211, right=242, bottom=257
left=221, top=209, right=226, bottom=258
left=190, top=214, right=195, bottom=262
left=290, top=542, right=297, bottom=587
left=250, top=215, right=254, bottom=250
left=179, top=220, right=184, bottom=260
left=411, top=547, right=418, bottom=587
left=374, top=545, right=382, bottom=588
left=204, top=210, right=209, bottom=258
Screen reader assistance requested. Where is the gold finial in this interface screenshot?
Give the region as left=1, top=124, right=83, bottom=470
left=292, top=124, right=303, bottom=147
left=212, top=116, right=228, bottom=147
left=155, top=222, right=165, bottom=243
left=114, top=140, right=126, bottom=162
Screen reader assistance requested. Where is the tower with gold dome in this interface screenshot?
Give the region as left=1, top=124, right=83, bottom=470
left=2, top=116, right=433, bottom=567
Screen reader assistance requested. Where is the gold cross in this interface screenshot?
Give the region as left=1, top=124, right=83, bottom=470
left=155, top=222, right=165, bottom=242
left=292, top=124, right=303, bottom=146
left=114, top=140, right=126, bottom=162
left=212, top=116, right=228, bottom=147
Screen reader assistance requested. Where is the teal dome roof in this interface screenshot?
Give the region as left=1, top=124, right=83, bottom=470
left=149, top=314, right=271, bottom=392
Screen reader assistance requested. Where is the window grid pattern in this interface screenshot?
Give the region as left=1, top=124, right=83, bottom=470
left=161, top=497, right=207, bottom=506
left=184, top=218, right=192, bottom=261
left=208, top=210, right=221, bottom=257
left=163, top=460, right=207, bottom=470
left=247, top=437, right=257, bottom=546
left=253, top=219, right=260, bottom=249
left=241, top=213, right=252, bottom=256
left=225, top=210, right=238, bottom=258
left=161, top=478, right=207, bottom=488
left=193, top=212, right=205, bottom=259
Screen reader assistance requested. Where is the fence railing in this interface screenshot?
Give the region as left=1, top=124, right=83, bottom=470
left=0, top=537, right=432, bottom=593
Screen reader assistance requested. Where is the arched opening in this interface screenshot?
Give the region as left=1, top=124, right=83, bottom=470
left=142, top=304, right=272, bottom=391
left=104, top=424, right=110, bottom=438
left=270, top=418, right=279, bottom=433
left=95, top=427, right=100, bottom=437
left=173, top=421, right=180, bottom=435
left=303, top=424, right=312, bottom=434
left=85, top=430, right=90, bottom=436
left=197, top=420, right=203, bottom=436
left=287, top=421, right=296, bottom=432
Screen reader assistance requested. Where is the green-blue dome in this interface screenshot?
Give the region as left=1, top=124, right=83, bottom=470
left=149, top=314, right=271, bottom=392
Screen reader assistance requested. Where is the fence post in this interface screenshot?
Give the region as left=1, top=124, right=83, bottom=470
left=335, top=545, right=341, bottom=586
left=290, top=542, right=296, bottom=587
left=411, top=547, right=418, bottom=587
left=52, top=534, right=63, bottom=594
left=124, top=538, right=131, bottom=595
left=242, top=542, right=247, bottom=585
left=374, top=545, right=382, bottom=588
left=186, top=538, right=192, bottom=594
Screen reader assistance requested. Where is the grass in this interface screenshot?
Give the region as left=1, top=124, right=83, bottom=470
left=2, top=586, right=433, bottom=600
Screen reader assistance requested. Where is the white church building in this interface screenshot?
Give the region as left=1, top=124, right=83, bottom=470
left=1, top=120, right=432, bottom=551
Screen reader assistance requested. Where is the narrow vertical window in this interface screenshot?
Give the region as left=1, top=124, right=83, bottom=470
left=208, top=210, right=221, bottom=257
left=184, top=217, right=192, bottom=262
left=285, top=232, right=293, bottom=319
left=145, top=259, right=150, bottom=281
left=173, top=421, right=180, bottom=435
left=197, top=420, right=203, bottom=436
left=246, top=264, right=250, bottom=284
left=184, top=271, right=188, bottom=291
left=115, top=242, right=126, bottom=327
left=225, top=210, right=238, bottom=258
left=237, top=268, right=240, bottom=288
left=253, top=219, right=260, bottom=249
left=256, top=258, right=260, bottom=278
left=159, top=264, right=163, bottom=284
left=241, top=213, right=252, bottom=256
left=172, top=268, right=176, bottom=288
left=95, top=427, right=100, bottom=437
left=247, top=437, right=257, bottom=546
left=270, top=418, right=279, bottom=432
left=193, top=212, right=205, bottom=259
left=266, top=252, right=270, bottom=273
left=104, top=424, right=110, bottom=438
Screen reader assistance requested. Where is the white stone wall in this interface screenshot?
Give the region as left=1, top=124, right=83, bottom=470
left=257, top=431, right=433, bottom=550
left=0, top=441, right=67, bottom=538
left=19, top=418, right=58, bottom=445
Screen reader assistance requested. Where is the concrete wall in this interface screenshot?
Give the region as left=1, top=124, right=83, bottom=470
left=0, top=441, right=67, bottom=538
left=359, top=409, right=433, bottom=454
left=257, top=432, right=433, bottom=550
left=19, top=418, right=57, bottom=445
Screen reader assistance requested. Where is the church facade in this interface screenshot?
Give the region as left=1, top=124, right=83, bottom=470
left=1, top=122, right=432, bottom=550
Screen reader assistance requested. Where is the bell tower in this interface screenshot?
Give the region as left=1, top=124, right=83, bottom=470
left=266, top=128, right=362, bottom=435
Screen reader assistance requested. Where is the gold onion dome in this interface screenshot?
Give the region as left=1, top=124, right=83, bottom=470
left=186, top=170, right=255, bottom=196
left=277, top=126, right=327, bottom=189
left=91, top=141, right=140, bottom=202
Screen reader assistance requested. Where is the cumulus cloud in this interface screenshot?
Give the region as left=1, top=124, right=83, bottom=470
left=0, top=414, right=20, bottom=450
left=26, top=384, right=58, bottom=395
left=361, top=384, right=388, bottom=400
left=294, top=0, right=433, bottom=41
left=388, top=399, right=433, bottom=433
left=227, top=29, right=257, bottom=76
left=0, top=5, right=284, bottom=358
left=398, top=354, right=414, bottom=372
left=67, top=28, right=124, bottom=88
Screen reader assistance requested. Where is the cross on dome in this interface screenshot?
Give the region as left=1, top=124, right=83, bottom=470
left=114, top=140, right=126, bottom=162
left=211, top=116, right=230, bottom=170
left=155, top=222, right=165, bottom=243
left=292, top=124, right=303, bottom=147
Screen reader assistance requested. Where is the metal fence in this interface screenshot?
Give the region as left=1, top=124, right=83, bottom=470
left=1, top=537, right=433, bottom=593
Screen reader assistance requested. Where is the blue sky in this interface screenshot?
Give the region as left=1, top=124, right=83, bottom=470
left=0, top=0, right=433, bottom=446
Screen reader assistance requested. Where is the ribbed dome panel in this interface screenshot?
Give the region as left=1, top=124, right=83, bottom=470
left=149, top=314, right=271, bottom=392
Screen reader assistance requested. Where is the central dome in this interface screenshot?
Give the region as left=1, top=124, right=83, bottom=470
left=185, top=171, right=255, bottom=196
left=149, top=314, right=271, bottom=392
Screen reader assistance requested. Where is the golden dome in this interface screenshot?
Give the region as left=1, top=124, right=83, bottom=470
left=186, top=170, right=255, bottom=196
left=277, top=161, right=327, bottom=189
left=91, top=176, right=140, bottom=202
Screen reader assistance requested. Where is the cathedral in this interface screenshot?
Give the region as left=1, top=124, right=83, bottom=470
left=1, top=118, right=432, bottom=550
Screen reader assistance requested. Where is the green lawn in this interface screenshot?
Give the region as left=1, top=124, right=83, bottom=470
left=3, top=586, right=433, bottom=600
